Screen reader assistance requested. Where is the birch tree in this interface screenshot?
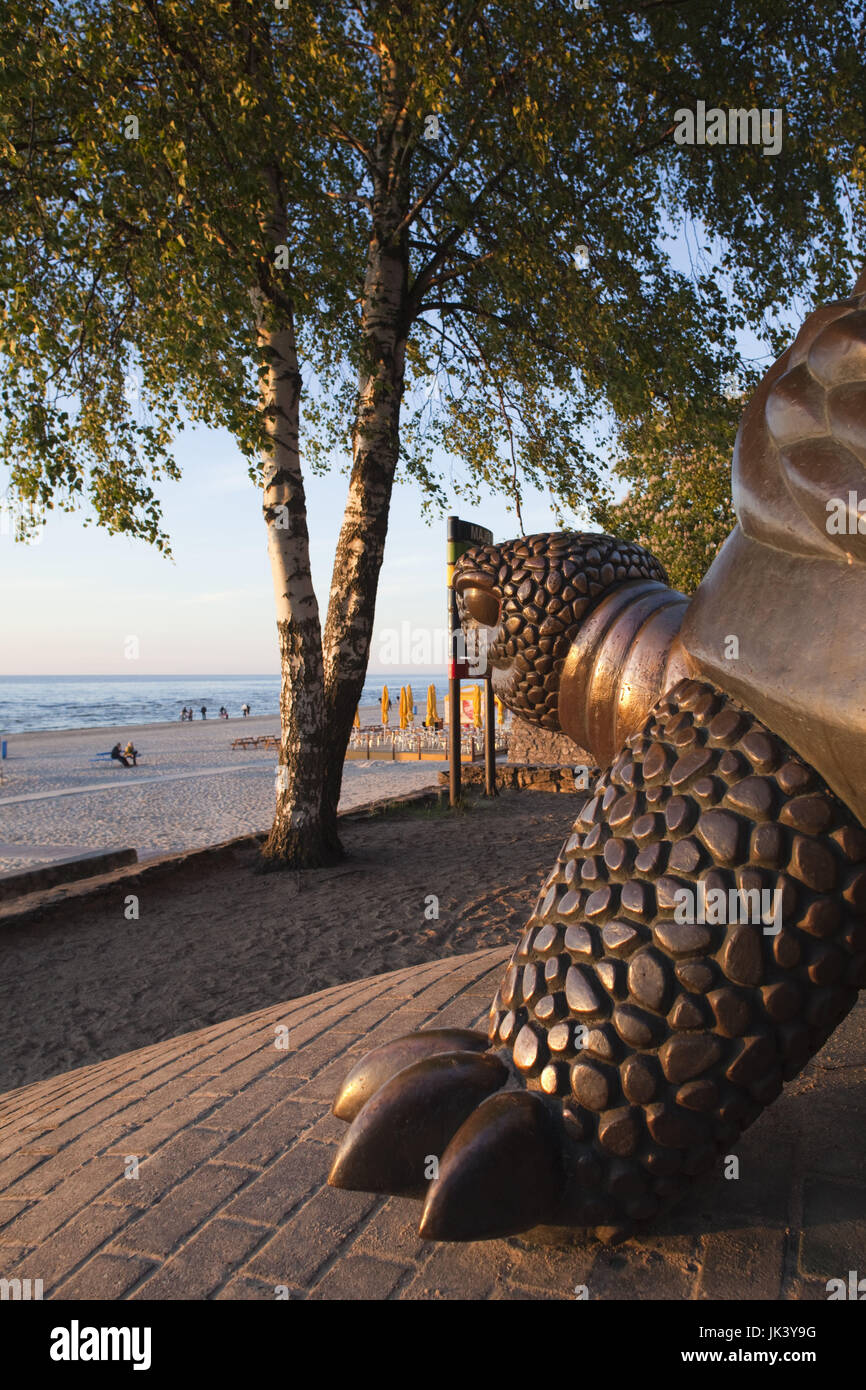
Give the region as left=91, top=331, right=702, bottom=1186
left=1, top=0, right=863, bottom=866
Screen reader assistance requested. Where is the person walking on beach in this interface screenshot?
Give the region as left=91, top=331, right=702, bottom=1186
left=242, top=703, right=250, bottom=718
left=180, top=707, right=188, bottom=721
left=200, top=705, right=207, bottom=719
left=110, top=743, right=131, bottom=768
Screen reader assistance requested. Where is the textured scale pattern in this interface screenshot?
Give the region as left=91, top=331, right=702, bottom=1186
left=487, top=676, right=866, bottom=1234
left=456, top=532, right=666, bottom=731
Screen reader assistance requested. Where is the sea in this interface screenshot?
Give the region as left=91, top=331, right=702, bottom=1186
left=0, top=674, right=450, bottom=734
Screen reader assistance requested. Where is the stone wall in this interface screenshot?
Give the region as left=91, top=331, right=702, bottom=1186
left=507, top=714, right=590, bottom=767
left=439, top=763, right=584, bottom=793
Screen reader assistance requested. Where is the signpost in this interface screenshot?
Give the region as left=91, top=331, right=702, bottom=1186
left=447, top=515, right=494, bottom=807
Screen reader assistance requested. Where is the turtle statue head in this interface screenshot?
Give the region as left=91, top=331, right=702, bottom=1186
left=452, top=533, right=667, bottom=736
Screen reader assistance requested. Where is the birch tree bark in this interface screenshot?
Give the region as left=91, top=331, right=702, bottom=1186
left=259, top=177, right=341, bottom=868
left=320, top=59, right=412, bottom=824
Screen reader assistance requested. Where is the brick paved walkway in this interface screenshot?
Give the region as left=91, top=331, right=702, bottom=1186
left=1, top=947, right=864, bottom=1300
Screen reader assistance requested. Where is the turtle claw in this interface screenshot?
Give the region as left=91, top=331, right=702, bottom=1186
left=328, top=1049, right=508, bottom=1197
left=419, top=1091, right=566, bottom=1242
left=331, top=1028, right=489, bottom=1121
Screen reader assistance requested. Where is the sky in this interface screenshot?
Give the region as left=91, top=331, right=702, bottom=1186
left=1, top=417, right=578, bottom=677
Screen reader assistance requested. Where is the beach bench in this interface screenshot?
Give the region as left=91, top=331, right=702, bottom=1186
left=231, top=735, right=280, bottom=750
left=90, top=751, right=144, bottom=765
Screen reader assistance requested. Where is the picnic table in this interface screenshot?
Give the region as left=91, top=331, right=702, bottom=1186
left=230, top=735, right=280, bottom=750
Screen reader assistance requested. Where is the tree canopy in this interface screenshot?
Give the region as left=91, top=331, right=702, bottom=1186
left=3, top=0, right=862, bottom=542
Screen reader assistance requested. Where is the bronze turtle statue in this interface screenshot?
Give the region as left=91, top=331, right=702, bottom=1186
left=327, top=268, right=866, bottom=1243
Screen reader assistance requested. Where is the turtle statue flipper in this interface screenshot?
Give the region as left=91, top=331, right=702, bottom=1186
left=329, top=271, right=866, bottom=1243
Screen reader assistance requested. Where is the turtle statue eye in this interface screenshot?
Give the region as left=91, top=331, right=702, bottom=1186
left=461, top=586, right=501, bottom=628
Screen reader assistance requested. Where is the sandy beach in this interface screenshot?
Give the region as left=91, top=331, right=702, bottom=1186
left=0, top=788, right=572, bottom=1090
left=0, top=708, right=448, bottom=872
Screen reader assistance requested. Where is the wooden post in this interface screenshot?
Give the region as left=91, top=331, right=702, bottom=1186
left=447, top=516, right=493, bottom=808
left=448, top=676, right=461, bottom=804
left=484, top=679, right=497, bottom=797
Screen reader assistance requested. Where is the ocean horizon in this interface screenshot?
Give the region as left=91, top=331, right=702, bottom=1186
left=0, top=672, right=450, bottom=734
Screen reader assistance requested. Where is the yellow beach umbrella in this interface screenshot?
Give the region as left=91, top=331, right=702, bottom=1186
left=406, top=684, right=414, bottom=721
left=353, top=707, right=361, bottom=729
left=426, top=683, right=438, bottom=726
left=381, top=685, right=390, bottom=726
left=495, top=695, right=505, bottom=726
left=399, top=685, right=408, bottom=729
left=472, top=683, right=482, bottom=729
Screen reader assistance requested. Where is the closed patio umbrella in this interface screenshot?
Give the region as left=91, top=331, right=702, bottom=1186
left=426, top=684, right=439, bottom=726
left=406, top=683, right=414, bottom=721
left=472, top=683, right=482, bottom=729
left=353, top=707, right=361, bottom=729
left=495, top=695, right=505, bottom=725
left=381, top=685, right=390, bottom=726
left=399, top=686, right=408, bottom=729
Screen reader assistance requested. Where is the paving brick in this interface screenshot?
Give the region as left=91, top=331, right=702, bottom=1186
left=501, top=1232, right=596, bottom=1296
left=491, top=1284, right=558, bottom=1300
left=111, top=1163, right=254, bottom=1260
left=406, top=974, right=488, bottom=1011
left=422, top=1001, right=489, bottom=1031
left=797, top=1276, right=842, bottom=1300
left=587, top=1235, right=701, bottom=1300
left=101, top=1092, right=225, bottom=1153
left=308, top=1252, right=406, bottom=1300
left=300, top=1110, right=346, bottom=1148
left=243, top=1185, right=383, bottom=1286
left=0, top=1149, right=53, bottom=1190
left=1, top=1155, right=140, bottom=1247
left=223, top=1141, right=333, bottom=1227
left=399, top=1239, right=516, bottom=1300
left=217, top=1099, right=323, bottom=1168
left=98, top=1126, right=227, bottom=1207
left=4, top=1200, right=142, bottom=1292
left=215, top=1275, right=303, bottom=1300
left=799, top=1178, right=866, bottom=1279
left=333, top=1012, right=431, bottom=1057
left=178, top=1032, right=283, bottom=1085
left=54, top=1252, right=157, bottom=1300
left=131, top=1218, right=266, bottom=1300
left=288, top=1054, right=369, bottom=1103
left=189, top=1075, right=290, bottom=1133
left=348, top=1196, right=431, bottom=1265
left=1, top=1133, right=130, bottom=1201
left=697, top=1228, right=786, bottom=1300
left=0, top=1199, right=33, bottom=1232
left=279, top=1033, right=360, bottom=1083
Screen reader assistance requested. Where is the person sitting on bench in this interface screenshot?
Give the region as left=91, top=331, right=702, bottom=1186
left=124, top=741, right=139, bottom=766
left=110, top=743, right=131, bottom=768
